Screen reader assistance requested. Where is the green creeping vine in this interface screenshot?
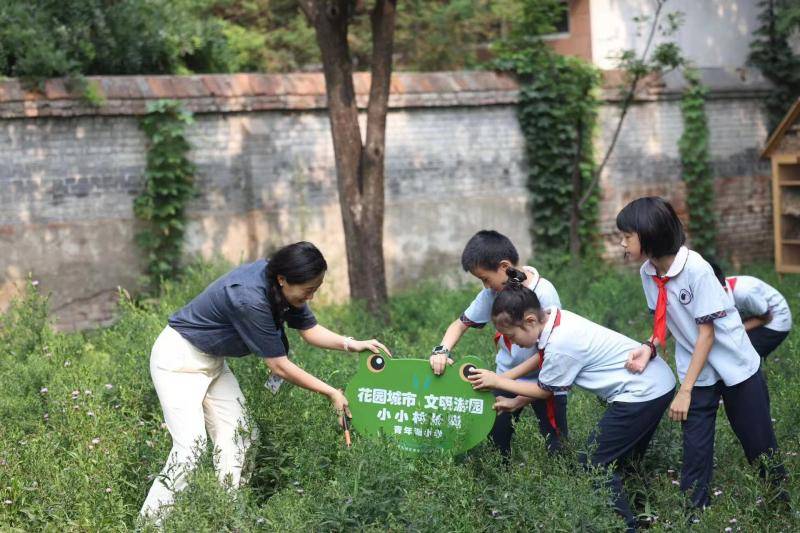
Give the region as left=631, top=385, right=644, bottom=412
left=679, top=69, right=716, bottom=258
left=748, top=0, right=800, bottom=135
left=133, top=100, right=197, bottom=290
left=513, top=52, right=601, bottom=258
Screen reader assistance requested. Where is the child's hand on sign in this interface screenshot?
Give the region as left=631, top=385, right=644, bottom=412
left=429, top=353, right=454, bottom=375
left=467, top=368, right=497, bottom=390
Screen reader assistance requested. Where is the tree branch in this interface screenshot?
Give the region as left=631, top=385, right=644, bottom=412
left=578, top=0, right=665, bottom=208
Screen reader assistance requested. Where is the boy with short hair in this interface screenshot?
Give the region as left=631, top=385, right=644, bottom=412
left=429, top=230, right=567, bottom=456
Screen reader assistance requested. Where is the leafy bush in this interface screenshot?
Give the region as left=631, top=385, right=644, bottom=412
left=0, top=259, right=798, bottom=531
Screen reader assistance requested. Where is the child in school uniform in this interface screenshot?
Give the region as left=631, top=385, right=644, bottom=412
left=468, top=272, right=676, bottom=532
left=708, top=261, right=793, bottom=359
left=429, top=230, right=567, bottom=456
left=616, top=196, right=787, bottom=511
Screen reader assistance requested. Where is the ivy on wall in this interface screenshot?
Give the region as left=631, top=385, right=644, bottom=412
left=748, top=0, right=800, bottom=135
left=133, top=100, right=197, bottom=290
left=513, top=52, right=601, bottom=258
left=679, top=69, right=716, bottom=258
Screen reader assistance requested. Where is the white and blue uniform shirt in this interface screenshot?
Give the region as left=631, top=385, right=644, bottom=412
left=640, top=247, right=760, bottom=387
left=725, top=275, right=792, bottom=333
left=536, top=308, right=676, bottom=403
left=461, top=266, right=561, bottom=380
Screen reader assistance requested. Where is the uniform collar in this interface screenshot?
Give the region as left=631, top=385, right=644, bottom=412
left=642, top=246, right=689, bottom=278
left=537, top=306, right=561, bottom=351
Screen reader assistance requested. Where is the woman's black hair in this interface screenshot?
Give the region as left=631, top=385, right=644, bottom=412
left=615, top=196, right=686, bottom=258
left=461, top=230, right=519, bottom=272
left=266, top=241, right=327, bottom=315
left=491, top=267, right=543, bottom=327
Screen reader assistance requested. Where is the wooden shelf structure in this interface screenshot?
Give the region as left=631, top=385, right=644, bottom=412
left=763, top=97, right=800, bottom=273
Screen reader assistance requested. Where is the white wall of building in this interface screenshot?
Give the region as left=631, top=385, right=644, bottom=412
left=590, top=0, right=760, bottom=70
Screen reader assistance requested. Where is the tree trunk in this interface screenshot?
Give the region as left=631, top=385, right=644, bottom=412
left=299, top=0, right=396, bottom=318
left=569, top=117, right=584, bottom=258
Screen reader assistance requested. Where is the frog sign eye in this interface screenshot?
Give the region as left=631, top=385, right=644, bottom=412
left=367, top=354, right=386, bottom=373
left=459, top=363, right=477, bottom=382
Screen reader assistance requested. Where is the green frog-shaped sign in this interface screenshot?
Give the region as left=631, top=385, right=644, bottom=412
left=345, top=353, right=496, bottom=454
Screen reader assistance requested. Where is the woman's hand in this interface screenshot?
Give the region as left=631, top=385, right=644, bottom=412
left=669, top=389, right=691, bottom=422
left=349, top=339, right=393, bottom=357
left=328, top=389, right=352, bottom=427
left=467, top=368, right=498, bottom=390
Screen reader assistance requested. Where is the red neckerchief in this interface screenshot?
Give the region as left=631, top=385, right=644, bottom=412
left=652, top=275, right=670, bottom=348
left=726, top=277, right=738, bottom=293
left=538, top=309, right=562, bottom=434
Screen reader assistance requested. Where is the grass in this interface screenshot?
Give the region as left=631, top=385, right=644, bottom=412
left=0, top=258, right=798, bottom=531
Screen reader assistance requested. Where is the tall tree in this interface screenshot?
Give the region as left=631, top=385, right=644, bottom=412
left=298, top=0, right=395, bottom=316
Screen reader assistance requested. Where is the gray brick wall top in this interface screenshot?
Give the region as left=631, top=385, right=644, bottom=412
left=0, top=68, right=772, bottom=119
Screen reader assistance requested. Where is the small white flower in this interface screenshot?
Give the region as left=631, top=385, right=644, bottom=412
left=105, top=384, right=113, bottom=390
left=671, top=480, right=680, bottom=485
left=43, top=413, right=49, bottom=420
left=31, top=280, right=39, bottom=286
left=88, top=445, right=94, bottom=450
left=725, top=528, right=732, bottom=532
left=772, top=418, right=777, bottom=423
left=160, top=423, right=168, bottom=430
left=71, top=390, right=80, bottom=399
left=713, top=489, right=723, bottom=497
left=64, top=361, right=71, bottom=367
left=114, top=404, right=120, bottom=409
left=73, top=405, right=80, bottom=410
left=40, top=387, right=48, bottom=394
left=87, top=411, right=95, bottom=417
left=667, top=469, right=675, bottom=474
left=3, top=500, right=11, bottom=505
left=105, top=487, right=112, bottom=493
left=729, top=518, right=737, bottom=524
left=84, top=390, right=92, bottom=396
left=91, top=438, right=100, bottom=445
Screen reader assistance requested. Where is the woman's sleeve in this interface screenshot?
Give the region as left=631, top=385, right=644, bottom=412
left=226, top=286, right=287, bottom=358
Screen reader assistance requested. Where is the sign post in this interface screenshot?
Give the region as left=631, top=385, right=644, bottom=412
left=345, top=353, right=497, bottom=454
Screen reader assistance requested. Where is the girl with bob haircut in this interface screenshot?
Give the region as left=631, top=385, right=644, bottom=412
left=140, top=242, right=391, bottom=520
left=468, top=268, right=676, bottom=532
left=616, top=196, right=787, bottom=512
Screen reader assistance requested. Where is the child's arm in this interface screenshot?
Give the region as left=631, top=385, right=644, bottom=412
left=494, top=395, right=533, bottom=413
left=429, top=318, right=469, bottom=375
left=501, top=354, right=541, bottom=380
left=669, top=322, right=714, bottom=421
left=743, top=313, right=770, bottom=331
left=468, top=368, right=552, bottom=400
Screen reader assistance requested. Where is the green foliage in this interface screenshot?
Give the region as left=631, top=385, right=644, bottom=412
left=0, top=0, right=535, bottom=78
left=133, top=100, right=197, bottom=290
left=0, top=0, right=260, bottom=82
left=679, top=69, right=716, bottom=258
left=494, top=0, right=601, bottom=259
left=748, top=0, right=800, bottom=135
left=1, top=260, right=799, bottom=530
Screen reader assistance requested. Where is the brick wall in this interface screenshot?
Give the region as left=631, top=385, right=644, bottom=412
left=0, top=70, right=775, bottom=329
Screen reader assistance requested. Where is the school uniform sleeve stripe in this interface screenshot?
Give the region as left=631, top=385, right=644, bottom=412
left=695, top=310, right=727, bottom=324
left=537, top=380, right=572, bottom=392
left=459, top=313, right=487, bottom=329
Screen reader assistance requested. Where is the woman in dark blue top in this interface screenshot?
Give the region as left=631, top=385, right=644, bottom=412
left=140, top=242, right=391, bottom=520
